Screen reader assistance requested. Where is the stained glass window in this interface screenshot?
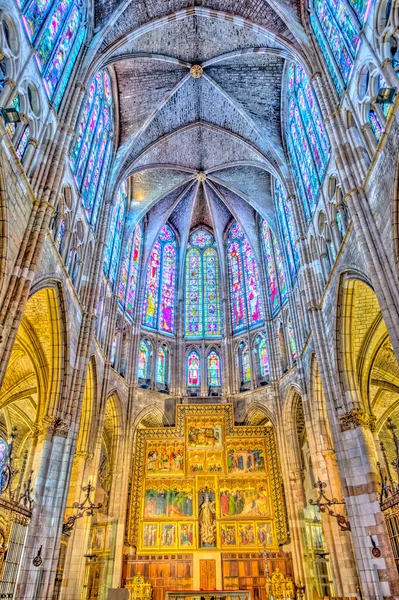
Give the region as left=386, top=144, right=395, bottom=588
left=104, top=182, right=126, bottom=287
left=4, top=95, right=20, bottom=139
left=138, top=341, right=150, bottom=379
left=310, top=0, right=367, bottom=93
left=369, top=109, right=383, bottom=141
left=111, top=329, right=118, bottom=366
left=185, top=231, right=221, bottom=338
left=142, top=224, right=177, bottom=335
left=118, top=223, right=143, bottom=318
left=55, top=219, right=66, bottom=251
left=257, top=338, right=269, bottom=378
left=288, top=321, right=297, bottom=361
left=260, top=220, right=288, bottom=316
left=227, top=222, right=264, bottom=334
left=240, top=344, right=251, bottom=383
left=156, top=346, right=167, bottom=385
left=15, top=125, right=30, bottom=161
left=207, top=350, right=221, bottom=387
left=0, top=438, right=7, bottom=470
left=70, top=70, right=113, bottom=224
left=287, top=63, right=329, bottom=219
left=187, top=350, right=200, bottom=387
left=22, top=0, right=86, bottom=104
left=274, top=179, right=300, bottom=281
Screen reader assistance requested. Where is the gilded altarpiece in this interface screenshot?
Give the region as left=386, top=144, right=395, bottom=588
left=128, top=405, right=287, bottom=556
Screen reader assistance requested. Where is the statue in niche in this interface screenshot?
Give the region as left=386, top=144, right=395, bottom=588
left=198, top=489, right=216, bottom=548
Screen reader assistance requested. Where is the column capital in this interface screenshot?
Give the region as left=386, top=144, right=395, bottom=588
left=339, top=409, right=376, bottom=432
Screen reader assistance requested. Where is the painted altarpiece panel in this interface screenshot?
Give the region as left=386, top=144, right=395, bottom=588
left=129, top=405, right=286, bottom=554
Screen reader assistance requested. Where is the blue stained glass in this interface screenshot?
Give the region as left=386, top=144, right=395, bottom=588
left=138, top=341, right=150, bottom=379
left=142, top=224, right=177, bottom=335
left=16, top=126, right=30, bottom=160
left=227, top=222, right=264, bottom=334
left=287, top=63, right=329, bottom=219
left=157, top=346, right=167, bottom=384
left=23, top=0, right=53, bottom=40
left=310, top=15, right=343, bottom=95
left=185, top=232, right=221, bottom=338
left=104, top=182, right=126, bottom=287
left=260, top=219, right=288, bottom=314
left=54, top=26, right=85, bottom=109
left=311, top=0, right=363, bottom=90
left=369, top=109, right=383, bottom=141
left=275, top=179, right=299, bottom=280
left=70, top=70, right=113, bottom=224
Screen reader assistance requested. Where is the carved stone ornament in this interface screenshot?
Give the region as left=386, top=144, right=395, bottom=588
left=339, top=409, right=376, bottom=432
left=190, top=65, right=203, bottom=78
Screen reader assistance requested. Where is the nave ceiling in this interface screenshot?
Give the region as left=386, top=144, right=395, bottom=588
left=84, top=1, right=314, bottom=244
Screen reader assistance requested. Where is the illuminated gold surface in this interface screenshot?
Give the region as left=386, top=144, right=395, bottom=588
left=128, top=405, right=287, bottom=553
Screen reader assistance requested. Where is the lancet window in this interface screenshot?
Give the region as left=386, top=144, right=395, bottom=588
left=287, top=63, right=330, bottom=220
left=207, top=350, right=221, bottom=387
left=309, top=0, right=370, bottom=93
left=70, top=70, right=113, bottom=226
left=156, top=346, right=168, bottom=386
left=118, top=223, right=143, bottom=319
left=260, top=220, right=287, bottom=316
left=142, top=224, right=177, bottom=335
left=20, top=0, right=85, bottom=107
left=138, top=340, right=151, bottom=380
left=257, top=337, right=270, bottom=379
left=239, top=343, right=251, bottom=383
left=104, top=182, right=126, bottom=287
left=185, top=230, right=221, bottom=338
left=227, top=222, right=264, bottom=335
left=274, top=179, right=300, bottom=281
left=187, top=350, right=200, bottom=387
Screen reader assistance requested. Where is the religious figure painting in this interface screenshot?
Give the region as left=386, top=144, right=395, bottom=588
left=144, top=486, right=193, bottom=517
left=143, top=523, right=158, bottom=548
left=92, top=527, right=105, bottom=552
left=146, top=442, right=184, bottom=474
left=219, top=483, right=269, bottom=517
left=206, top=450, right=223, bottom=473
left=221, top=523, right=237, bottom=546
left=188, top=450, right=205, bottom=473
left=179, top=523, right=194, bottom=547
left=257, top=522, right=273, bottom=547
left=161, top=523, right=177, bottom=548
left=238, top=522, right=256, bottom=546
left=227, top=446, right=265, bottom=473
left=188, top=423, right=222, bottom=449
left=198, top=489, right=217, bottom=548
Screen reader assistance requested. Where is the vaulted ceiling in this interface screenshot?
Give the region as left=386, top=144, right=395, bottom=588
left=86, top=1, right=313, bottom=242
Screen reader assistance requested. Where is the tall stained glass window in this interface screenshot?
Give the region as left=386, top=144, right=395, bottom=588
left=118, top=223, right=143, bottom=318
left=310, top=0, right=370, bottom=93
left=187, top=350, right=200, bottom=387
left=104, top=182, right=126, bottom=287
left=287, top=63, right=329, bottom=220
left=274, top=179, right=300, bottom=281
left=257, top=338, right=269, bottom=378
left=20, top=0, right=85, bottom=106
left=260, top=220, right=288, bottom=316
left=207, top=350, right=221, bottom=387
left=142, top=224, right=177, bottom=335
left=185, top=230, right=221, bottom=338
left=70, top=70, right=113, bottom=225
left=156, top=346, right=167, bottom=385
left=288, top=321, right=297, bottom=361
left=227, top=222, right=264, bottom=335
left=138, top=340, right=150, bottom=380
left=240, top=344, right=251, bottom=383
